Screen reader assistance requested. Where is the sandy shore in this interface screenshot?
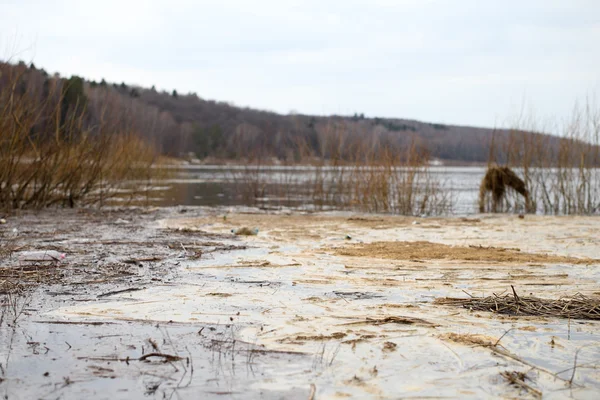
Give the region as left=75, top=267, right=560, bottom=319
left=1, top=207, right=599, bottom=399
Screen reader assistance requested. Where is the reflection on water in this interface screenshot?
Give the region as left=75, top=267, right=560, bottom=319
left=156, top=166, right=486, bottom=215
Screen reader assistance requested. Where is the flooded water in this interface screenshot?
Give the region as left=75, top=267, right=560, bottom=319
left=2, top=207, right=599, bottom=399
left=156, top=166, right=486, bottom=215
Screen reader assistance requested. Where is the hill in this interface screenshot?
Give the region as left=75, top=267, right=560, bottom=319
left=0, top=61, right=559, bottom=164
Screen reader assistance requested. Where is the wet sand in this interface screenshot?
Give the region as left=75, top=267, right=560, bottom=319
left=1, top=208, right=599, bottom=399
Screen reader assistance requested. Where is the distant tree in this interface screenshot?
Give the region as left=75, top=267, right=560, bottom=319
left=428, top=123, right=449, bottom=130
left=63, top=76, right=87, bottom=107
left=61, top=75, right=87, bottom=126
left=0, top=59, right=541, bottom=165
left=192, top=124, right=223, bottom=158
left=42, top=78, right=51, bottom=98
left=29, top=62, right=36, bottom=70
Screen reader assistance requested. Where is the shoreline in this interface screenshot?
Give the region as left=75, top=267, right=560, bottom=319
left=1, top=207, right=599, bottom=398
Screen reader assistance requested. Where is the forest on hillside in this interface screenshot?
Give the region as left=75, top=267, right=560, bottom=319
left=0, top=60, right=564, bottom=164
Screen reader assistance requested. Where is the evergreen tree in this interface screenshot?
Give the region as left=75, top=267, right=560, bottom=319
left=61, top=76, right=87, bottom=126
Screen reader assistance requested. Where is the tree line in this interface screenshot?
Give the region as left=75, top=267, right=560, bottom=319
left=0, top=60, right=564, bottom=165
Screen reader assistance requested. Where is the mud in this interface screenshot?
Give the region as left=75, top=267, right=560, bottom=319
left=1, top=208, right=600, bottom=399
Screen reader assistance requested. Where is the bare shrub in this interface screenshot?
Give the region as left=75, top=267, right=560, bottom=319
left=228, top=123, right=452, bottom=215
left=0, top=63, right=162, bottom=210
left=492, top=96, right=600, bottom=214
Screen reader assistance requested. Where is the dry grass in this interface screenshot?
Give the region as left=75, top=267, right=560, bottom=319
left=436, top=286, right=600, bottom=320
left=491, top=96, right=600, bottom=214
left=500, top=370, right=542, bottom=399
left=229, top=125, right=452, bottom=216
left=479, top=166, right=532, bottom=213
left=336, top=241, right=597, bottom=264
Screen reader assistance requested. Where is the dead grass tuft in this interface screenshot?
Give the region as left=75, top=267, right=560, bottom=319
left=436, top=286, right=600, bottom=320
left=336, top=241, right=597, bottom=264
left=440, top=333, right=496, bottom=347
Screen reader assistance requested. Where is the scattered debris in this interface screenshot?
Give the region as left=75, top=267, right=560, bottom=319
left=347, top=217, right=383, bottom=222
left=342, top=316, right=435, bottom=327
left=436, top=286, right=600, bottom=320
left=500, top=370, right=542, bottom=399
left=97, top=287, right=145, bottom=298
left=139, top=352, right=184, bottom=363
left=232, top=227, right=259, bottom=236
left=123, top=256, right=163, bottom=264
left=382, top=342, right=397, bottom=352
left=294, top=332, right=347, bottom=341
left=17, top=250, right=66, bottom=264
left=459, top=217, right=481, bottom=223
left=35, top=320, right=114, bottom=326
left=333, top=291, right=384, bottom=300
left=441, top=333, right=495, bottom=347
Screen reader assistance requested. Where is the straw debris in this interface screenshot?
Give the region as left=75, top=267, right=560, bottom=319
left=436, top=286, right=600, bottom=320
left=500, top=370, right=542, bottom=399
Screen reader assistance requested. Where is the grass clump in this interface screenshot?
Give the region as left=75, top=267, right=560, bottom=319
left=436, top=286, right=600, bottom=320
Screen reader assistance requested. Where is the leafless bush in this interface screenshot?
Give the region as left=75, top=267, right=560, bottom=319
left=491, top=96, right=600, bottom=214
left=229, top=124, right=452, bottom=215
left=0, top=65, right=162, bottom=210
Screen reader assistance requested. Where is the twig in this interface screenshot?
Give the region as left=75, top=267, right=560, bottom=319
left=34, top=320, right=113, bottom=326
left=511, top=285, right=521, bottom=304
left=308, top=383, right=316, bottom=400
left=139, top=353, right=184, bottom=363
left=500, top=371, right=542, bottom=399
left=494, top=328, right=516, bottom=347
left=569, top=348, right=579, bottom=386
left=97, top=287, right=144, bottom=298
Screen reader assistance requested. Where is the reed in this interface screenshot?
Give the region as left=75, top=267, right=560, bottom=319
left=228, top=122, right=452, bottom=215
left=489, top=96, right=600, bottom=214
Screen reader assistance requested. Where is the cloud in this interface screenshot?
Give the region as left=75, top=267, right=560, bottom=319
left=0, top=0, right=598, bottom=127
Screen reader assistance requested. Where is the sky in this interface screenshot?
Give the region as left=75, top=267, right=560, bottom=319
left=1, top=0, right=599, bottom=128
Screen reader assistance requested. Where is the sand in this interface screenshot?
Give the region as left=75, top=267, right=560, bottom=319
left=2, top=208, right=600, bottom=399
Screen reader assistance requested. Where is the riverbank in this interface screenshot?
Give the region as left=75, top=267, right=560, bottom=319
left=1, top=207, right=599, bottom=398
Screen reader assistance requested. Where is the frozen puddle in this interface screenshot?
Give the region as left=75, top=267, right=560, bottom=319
left=46, top=213, right=600, bottom=398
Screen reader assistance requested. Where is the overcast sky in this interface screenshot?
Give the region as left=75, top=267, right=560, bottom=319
left=1, top=0, right=599, bottom=128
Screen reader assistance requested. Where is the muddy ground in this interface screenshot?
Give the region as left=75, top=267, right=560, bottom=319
left=1, top=207, right=599, bottom=399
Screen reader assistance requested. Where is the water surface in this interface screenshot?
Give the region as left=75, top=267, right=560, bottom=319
left=157, top=166, right=486, bottom=215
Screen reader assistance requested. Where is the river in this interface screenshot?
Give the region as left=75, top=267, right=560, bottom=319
left=156, top=165, right=487, bottom=215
